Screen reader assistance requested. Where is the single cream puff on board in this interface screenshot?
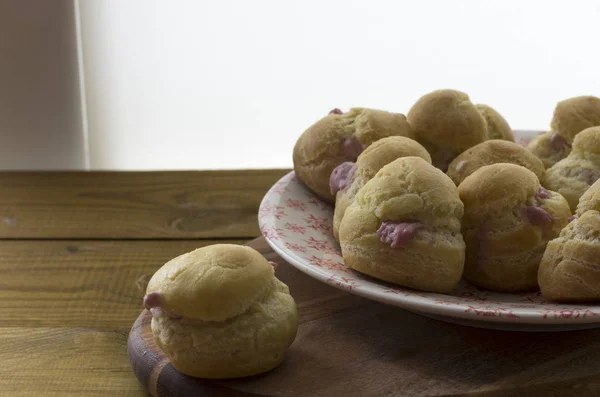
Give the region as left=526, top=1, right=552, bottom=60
left=446, top=139, right=545, bottom=186
left=543, top=126, right=600, bottom=211
left=475, top=104, right=515, bottom=142
left=407, top=89, right=487, bottom=171
left=538, top=179, right=600, bottom=302
left=331, top=136, right=431, bottom=242
left=458, top=163, right=571, bottom=292
left=293, top=107, right=414, bottom=203
left=528, top=96, right=600, bottom=168
left=338, top=156, right=465, bottom=293
left=143, top=244, right=298, bottom=379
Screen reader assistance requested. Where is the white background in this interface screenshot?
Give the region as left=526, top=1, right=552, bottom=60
left=1, top=0, right=600, bottom=170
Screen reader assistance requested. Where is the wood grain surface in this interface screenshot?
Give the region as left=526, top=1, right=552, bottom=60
left=3, top=170, right=600, bottom=397
left=127, top=238, right=600, bottom=397
left=0, top=170, right=287, bottom=239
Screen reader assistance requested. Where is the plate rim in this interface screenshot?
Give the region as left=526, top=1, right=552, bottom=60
left=259, top=169, right=600, bottom=327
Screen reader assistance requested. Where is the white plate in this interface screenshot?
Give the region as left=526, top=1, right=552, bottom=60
left=258, top=130, right=600, bottom=332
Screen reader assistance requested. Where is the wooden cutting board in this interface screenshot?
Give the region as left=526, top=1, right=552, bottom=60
left=128, top=237, right=600, bottom=397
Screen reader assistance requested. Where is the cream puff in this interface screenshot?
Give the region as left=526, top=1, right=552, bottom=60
left=526, top=131, right=571, bottom=169
left=543, top=126, right=600, bottom=211
left=576, top=178, right=600, bottom=215
left=293, top=108, right=414, bottom=202
left=528, top=96, right=600, bottom=168
left=538, top=179, right=600, bottom=301
left=551, top=95, right=600, bottom=145
left=475, top=104, right=515, bottom=142
left=538, top=209, right=600, bottom=302
left=338, top=156, right=465, bottom=293
left=143, top=244, right=298, bottom=379
left=407, top=89, right=487, bottom=171
left=331, top=136, right=431, bottom=241
left=446, top=140, right=545, bottom=185
left=458, top=164, right=571, bottom=292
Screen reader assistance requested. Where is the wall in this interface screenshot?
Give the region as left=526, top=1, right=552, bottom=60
left=5, top=0, right=600, bottom=170
left=0, top=0, right=84, bottom=170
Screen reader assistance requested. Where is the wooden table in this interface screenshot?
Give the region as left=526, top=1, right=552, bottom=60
left=4, top=170, right=600, bottom=397
left=0, top=170, right=286, bottom=397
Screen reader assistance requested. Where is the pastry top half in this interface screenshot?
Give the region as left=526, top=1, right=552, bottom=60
left=145, top=244, right=276, bottom=322
left=475, top=104, right=515, bottom=141
left=551, top=95, right=600, bottom=144
left=538, top=209, right=600, bottom=302
left=293, top=108, right=413, bottom=202
left=571, top=126, right=600, bottom=158
left=355, top=136, right=431, bottom=176
left=459, top=163, right=570, bottom=237
left=526, top=130, right=571, bottom=169
left=352, top=156, right=463, bottom=230
left=407, top=89, right=487, bottom=170
left=577, top=178, right=600, bottom=215
left=542, top=126, right=600, bottom=211
left=447, top=139, right=545, bottom=185
left=331, top=136, right=431, bottom=241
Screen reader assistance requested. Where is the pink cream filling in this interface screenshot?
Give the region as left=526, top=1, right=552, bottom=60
left=522, top=206, right=554, bottom=226
left=525, top=186, right=554, bottom=226
left=341, top=137, right=364, bottom=161
left=568, top=214, right=578, bottom=223
left=377, top=221, right=423, bottom=248
left=550, top=133, right=568, bottom=152
left=535, top=186, right=552, bottom=200
left=143, top=292, right=182, bottom=320
left=329, top=108, right=343, bottom=115
left=329, top=161, right=356, bottom=195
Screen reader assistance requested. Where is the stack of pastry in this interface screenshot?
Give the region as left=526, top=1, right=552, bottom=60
left=293, top=90, right=600, bottom=301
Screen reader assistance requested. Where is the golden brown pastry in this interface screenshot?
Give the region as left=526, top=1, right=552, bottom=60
left=407, top=89, right=487, bottom=171
left=143, top=244, right=298, bottom=378
left=526, top=131, right=571, bottom=169
left=475, top=104, right=515, bottom=141
left=551, top=95, right=600, bottom=145
left=293, top=108, right=414, bottom=202
left=458, top=164, right=571, bottom=292
left=576, top=178, right=600, bottom=215
left=331, top=136, right=431, bottom=241
left=339, top=156, right=465, bottom=293
left=543, top=126, right=600, bottom=211
left=538, top=209, right=600, bottom=302
left=528, top=96, right=600, bottom=168
left=538, top=179, right=600, bottom=301
left=446, top=139, right=545, bottom=185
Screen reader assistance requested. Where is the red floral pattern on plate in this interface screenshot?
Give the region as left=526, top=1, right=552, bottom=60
left=258, top=130, right=600, bottom=329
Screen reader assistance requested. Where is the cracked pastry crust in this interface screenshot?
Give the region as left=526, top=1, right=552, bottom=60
left=338, top=156, right=465, bottom=293
left=407, top=89, right=488, bottom=172
left=551, top=95, right=600, bottom=145
left=543, top=126, right=600, bottom=211
left=538, top=179, right=600, bottom=302
left=527, top=96, right=600, bottom=168
left=293, top=108, right=414, bottom=203
left=475, top=104, right=515, bottom=142
left=332, top=136, right=431, bottom=242
left=538, top=210, right=600, bottom=302
left=144, top=244, right=298, bottom=378
left=526, top=131, right=571, bottom=169
left=458, top=163, right=571, bottom=292
left=447, top=139, right=545, bottom=186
